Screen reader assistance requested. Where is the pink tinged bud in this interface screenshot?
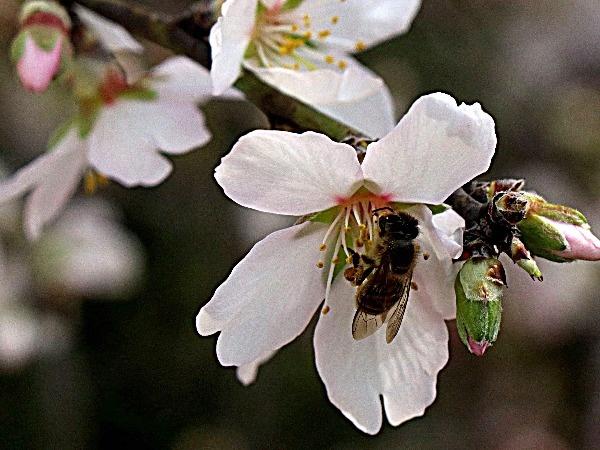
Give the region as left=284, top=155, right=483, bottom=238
left=16, top=34, right=63, bottom=93
left=467, top=336, right=490, bottom=357
left=551, top=220, right=600, bottom=261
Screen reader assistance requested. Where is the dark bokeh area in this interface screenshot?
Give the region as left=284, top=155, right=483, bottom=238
left=0, top=0, right=599, bottom=448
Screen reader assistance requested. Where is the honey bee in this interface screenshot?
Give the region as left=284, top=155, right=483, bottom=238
left=344, top=207, right=419, bottom=343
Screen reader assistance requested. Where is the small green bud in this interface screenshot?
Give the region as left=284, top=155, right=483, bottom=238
left=511, top=236, right=543, bottom=280
left=455, top=258, right=505, bottom=356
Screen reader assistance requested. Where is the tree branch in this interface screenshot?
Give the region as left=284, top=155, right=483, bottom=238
left=63, top=0, right=358, bottom=141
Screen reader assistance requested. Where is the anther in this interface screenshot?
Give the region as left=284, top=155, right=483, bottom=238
left=316, top=261, right=324, bottom=269
left=325, top=55, right=335, bottom=64
left=331, top=16, right=339, bottom=24
left=423, top=253, right=430, bottom=260
left=322, top=305, right=331, bottom=315
left=337, top=60, right=347, bottom=70
left=319, top=244, right=327, bottom=251
left=355, top=40, right=366, bottom=51
left=318, top=30, right=331, bottom=39
left=332, top=257, right=339, bottom=264
left=411, top=282, right=418, bottom=291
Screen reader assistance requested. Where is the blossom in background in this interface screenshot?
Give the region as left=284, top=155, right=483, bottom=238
left=197, top=92, right=497, bottom=433
left=210, top=0, right=422, bottom=138
left=73, top=4, right=144, bottom=55
left=0, top=56, right=224, bottom=240
left=11, top=0, right=73, bottom=93
left=0, top=197, right=144, bottom=370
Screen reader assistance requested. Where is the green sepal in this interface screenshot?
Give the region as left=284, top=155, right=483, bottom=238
left=281, top=0, right=304, bottom=12
left=22, top=25, right=61, bottom=52
left=455, top=258, right=504, bottom=348
left=525, top=193, right=588, bottom=226
left=119, top=88, right=158, bottom=102
left=427, top=204, right=450, bottom=215
left=47, top=117, right=78, bottom=149
left=518, top=214, right=568, bottom=257
left=244, top=41, right=258, bottom=60
left=459, top=258, right=505, bottom=303
left=10, top=31, right=28, bottom=62
left=455, top=274, right=503, bottom=346
left=308, top=206, right=341, bottom=224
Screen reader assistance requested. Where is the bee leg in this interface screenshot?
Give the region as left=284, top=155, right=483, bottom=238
left=347, top=248, right=361, bottom=268
left=354, top=265, right=374, bottom=286
left=360, top=255, right=376, bottom=266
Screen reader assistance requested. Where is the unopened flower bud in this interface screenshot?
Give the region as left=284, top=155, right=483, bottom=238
left=511, top=236, right=543, bottom=280
left=11, top=1, right=72, bottom=93
left=518, top=194, right=600, bottom=262
left=455, top=258, right=505, bottom=356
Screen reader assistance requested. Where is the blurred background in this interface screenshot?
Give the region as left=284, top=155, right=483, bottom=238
left=0, top=0, right=599, bottom=448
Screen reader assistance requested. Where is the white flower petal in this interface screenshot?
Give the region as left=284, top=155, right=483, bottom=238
left=145, top=102, right=212, bottom=154
left=362, top=92, right=497, bottom=204
left=210, top=0, right=258, bottom=95
left=24, top=146, right=86, bottom=241
left=88, top=107, right=171, bottom=187
left=73, top=4, right=144, bottom=54
left=36, top=199, right=144, bottom=298
left=197, top=222, right=327, bottom=366
left=300, top=0, right=421, bottom=51
left=0, top=130, right=86, bottom=240
left=409, top=205, right=463, bottom=320
left=314, top=275, right=449, bottom=434
left=151, top=56, right=213, bottom=103
left=236, top=350, right=275, bottom=386
left=247, top=62, right=395, bottom=139
left=88, top=100, right=209, bottom=187
left=215, top=130, right=363, bottom=215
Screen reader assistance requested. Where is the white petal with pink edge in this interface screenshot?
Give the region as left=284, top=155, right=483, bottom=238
left=197, top=222, right=327, bottom=366
left=215, top=130, right=363, bottom=216
left=362, top=92, right=496, bottom=204
left=314, top=275, right=449, bottom=434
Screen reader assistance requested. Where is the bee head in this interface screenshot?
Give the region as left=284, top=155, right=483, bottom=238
left=373, top=209, right=419, bottom=240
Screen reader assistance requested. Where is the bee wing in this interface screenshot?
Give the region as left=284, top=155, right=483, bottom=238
left=352, top=308, right=387, bottom=340
left=385, top=269, right=413, bottom=344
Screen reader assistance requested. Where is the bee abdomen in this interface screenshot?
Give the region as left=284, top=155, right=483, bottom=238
left=356, top=279, right=401, bottom=314
left=389, top=241, right=417, bottom=274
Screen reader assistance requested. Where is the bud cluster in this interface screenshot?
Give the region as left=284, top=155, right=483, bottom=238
left=449, top=179, right=600, bottom=356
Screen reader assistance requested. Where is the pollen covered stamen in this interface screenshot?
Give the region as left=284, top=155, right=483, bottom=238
left=251, top=3, right=362, bottom=72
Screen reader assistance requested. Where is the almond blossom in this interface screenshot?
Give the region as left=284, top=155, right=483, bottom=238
left=210, top=0, right=422, bottom=138
left=197, top=92, right=497, bottom=433
left=0, top=56, right=221, bottom=239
